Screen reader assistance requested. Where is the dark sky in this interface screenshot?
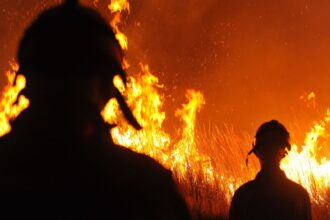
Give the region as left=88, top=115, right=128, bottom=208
left=1, top=0, right=330, bottom=140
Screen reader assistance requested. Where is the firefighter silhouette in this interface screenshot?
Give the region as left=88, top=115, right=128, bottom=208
left=229, top=120, right=312, bottom=220
left=0, top=0, right=190, bottom=219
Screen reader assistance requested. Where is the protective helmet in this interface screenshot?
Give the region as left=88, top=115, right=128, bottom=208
left=17, top=0, right=141, bottom=129
left=248, top=120, right=291, bottom=156
left=18, top=0, right=124, bottom=78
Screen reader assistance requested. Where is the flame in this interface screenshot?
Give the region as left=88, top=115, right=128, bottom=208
left=170, top=90, right=215, bottom=182
left=109, top=0, right=130, bottom=50
left=104, top=0, right=217, bottom=185
left=281, top=109, right=330, bottom=203
left=102, top=64, right=171, bottom=165
left=0, top=62, right=29, bottom=136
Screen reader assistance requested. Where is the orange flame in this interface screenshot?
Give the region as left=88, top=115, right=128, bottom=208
left=0, top=62, right=29, bottom=136
left=109, top=0, right=130, bottom=50
left=102, top=65, right=217, bottom=184
left=170, top=90, right=214, bottom=181
left=281, top=108, right=330, bottom=203
left=102, top=64, right=171, bottom=165
left=104, top=1, right=216, bottom=183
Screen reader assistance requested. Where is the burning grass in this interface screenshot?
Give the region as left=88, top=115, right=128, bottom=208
left=102, top=1, right=330, bottom=218
left=102, top=61, right=330, bottom=219
left=191, top=124, right=330, bottom=219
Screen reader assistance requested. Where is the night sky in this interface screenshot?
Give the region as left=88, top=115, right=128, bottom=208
left=1, top=0, right=330, bottom=140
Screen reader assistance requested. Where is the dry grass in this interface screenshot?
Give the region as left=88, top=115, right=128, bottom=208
left=173, top=124, right=330, bottom=220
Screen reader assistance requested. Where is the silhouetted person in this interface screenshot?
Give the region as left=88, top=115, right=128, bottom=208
left=0, top=0, right=190, bottom=219
left=229, top=120, right=312, bottom=220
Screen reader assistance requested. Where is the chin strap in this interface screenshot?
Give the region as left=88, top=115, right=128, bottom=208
left=114, top=87, right=142, bottom=130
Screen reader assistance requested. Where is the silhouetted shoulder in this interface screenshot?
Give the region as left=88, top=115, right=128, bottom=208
left=284, top=178, right=311, bottom=211
left=231, top=179, right=256, bottom=200
left=230, top=175, right=312, bottom=220
left=229, top=180, right=255, bottom=220
left=109, top=144, right=191, bottom=219
left=110, top=144, right=174, bottom=187
left=113, top=144, right=171, bottom=175
left=285, top=177, right=310, bottom=197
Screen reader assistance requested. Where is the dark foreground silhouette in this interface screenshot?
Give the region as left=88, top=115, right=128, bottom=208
left=229, top=120, right=312, bottom=220
left=0, top=1, right=190, bottom=219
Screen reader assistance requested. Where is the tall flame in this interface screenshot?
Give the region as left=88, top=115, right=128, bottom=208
left=109, top=0, right=130, bottom=50
left=102, top=64, right=171, bottom=166
left=281, top=109, right=330, bottom=203
left=170, top=90, right=215, bottom=182
left=104, top=0, right=216, bottom=182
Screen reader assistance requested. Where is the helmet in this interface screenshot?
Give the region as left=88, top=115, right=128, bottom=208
left=17, top=0, right=141, bottom=129
left=18, top=0, right=123, bottom=78
left=249, top=120, right=291, bottom=157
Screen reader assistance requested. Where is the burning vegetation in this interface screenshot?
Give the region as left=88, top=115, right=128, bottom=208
left=0, top=0, right=330, bottom=219
left=0, top=62, right=29, bottom=136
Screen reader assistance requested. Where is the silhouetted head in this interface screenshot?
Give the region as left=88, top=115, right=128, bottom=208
left=249, top=120, right=291, bottom=166
left=17, top=0, right=141, bottom=129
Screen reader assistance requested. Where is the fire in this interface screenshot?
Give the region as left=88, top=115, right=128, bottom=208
left=281, top=109, right=330, bottom=203
left=102, top=64, right=171, bottom=166
left=0, top=0, right=330, bottom=218
left=103, top=0, right=330, bottom=216
left=109, top=0, right=130, bottom=13
left=104, top=0, right=217, bottom=181
left=108, top=0, right=130, bottom=50
left=102, top=63, right=216, bottom=181
left=0, top=62, right=29, bottom=136
left=170, top=90, right=215, bottom=182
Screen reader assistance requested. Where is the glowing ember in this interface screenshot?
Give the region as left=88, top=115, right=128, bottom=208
left=0, top=62, right=29, bottom=136
left=300, top=91, right=316, bottom=109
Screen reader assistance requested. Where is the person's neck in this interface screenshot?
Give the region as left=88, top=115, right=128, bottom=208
left=261, top=162, right=281, bottom=172
left=15, top=96, right=108, bottom=141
